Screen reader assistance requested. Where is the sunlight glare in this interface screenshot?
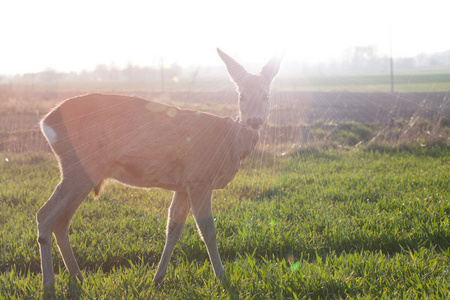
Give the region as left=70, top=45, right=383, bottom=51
left=1, top=0, right=449, bottom=74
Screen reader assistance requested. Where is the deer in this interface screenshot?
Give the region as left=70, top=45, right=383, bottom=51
left=37, top=48, right=282, bottom=290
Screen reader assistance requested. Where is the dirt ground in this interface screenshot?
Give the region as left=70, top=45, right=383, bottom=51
left=1, top=91, right=449, bottom=152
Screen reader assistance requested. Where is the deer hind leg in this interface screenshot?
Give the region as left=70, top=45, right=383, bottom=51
left=153, top=191, right=191, bottom=286
left=189, top=188, right=225, bottom=281
left=37, top=177, right=95, bottom=288
left=52, top=186, right=93, bottom=284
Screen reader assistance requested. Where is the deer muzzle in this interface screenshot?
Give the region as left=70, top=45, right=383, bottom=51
left=246, top=117, right=264, bottom=131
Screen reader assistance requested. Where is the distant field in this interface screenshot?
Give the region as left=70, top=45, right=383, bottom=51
left=2, top=71, right=450, bottom=98
left=284, top=72, right=450, bottom=92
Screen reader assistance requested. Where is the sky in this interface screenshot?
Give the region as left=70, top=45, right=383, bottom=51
left=1, top=0, right=449, bottom=75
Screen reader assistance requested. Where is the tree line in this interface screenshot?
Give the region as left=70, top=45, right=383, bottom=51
left=2, top=47, right=450, bottom=83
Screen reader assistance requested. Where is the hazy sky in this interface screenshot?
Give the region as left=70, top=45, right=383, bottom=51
left=1, top=0, right=449, bottom=75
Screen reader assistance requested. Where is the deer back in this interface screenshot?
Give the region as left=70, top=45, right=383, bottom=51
left=41, top=93, right=258, bottom=192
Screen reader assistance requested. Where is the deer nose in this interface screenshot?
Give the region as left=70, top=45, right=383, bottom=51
left=246, top=117, right=264, bottom=130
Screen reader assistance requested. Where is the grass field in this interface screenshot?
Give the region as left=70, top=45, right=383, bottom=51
left=1, top=147, right=449, bottom=299
left=295, top=73, right=450, bottom=92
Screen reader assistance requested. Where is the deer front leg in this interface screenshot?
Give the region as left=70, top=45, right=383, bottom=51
left=195, top=215, right=225, bottom=280
left=153, top=191, right=190, bottom=286
left=189, top=188, right=225, bottom=281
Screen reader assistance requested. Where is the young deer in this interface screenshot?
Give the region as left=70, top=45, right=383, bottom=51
left=37, top=48, right=282, bottom=289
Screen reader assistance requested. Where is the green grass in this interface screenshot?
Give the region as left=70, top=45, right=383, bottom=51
left=286, top=73, right=450, bottom=92
left=1, top=148, right=450, bottom=299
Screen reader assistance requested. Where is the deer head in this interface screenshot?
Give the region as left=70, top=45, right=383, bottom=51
left=217, top=48, right=282, bottom=132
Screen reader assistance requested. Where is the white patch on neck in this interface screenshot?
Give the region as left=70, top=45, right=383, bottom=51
left=41, top=121, right=57, bottom=145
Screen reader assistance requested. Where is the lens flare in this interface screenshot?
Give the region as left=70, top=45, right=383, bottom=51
left=167, top=107, right=177, bottom=118
left=290, top=262, right=301, bottom=271
left=287, top=254, right=301, bottom=271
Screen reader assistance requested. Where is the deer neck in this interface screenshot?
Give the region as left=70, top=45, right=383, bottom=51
left=235, top=118, right=260, bottom=160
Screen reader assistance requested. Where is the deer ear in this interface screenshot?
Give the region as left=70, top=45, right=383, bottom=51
left=261, top=54, right=283, bottom=83
left=217, top=48, right=248, bottom=85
